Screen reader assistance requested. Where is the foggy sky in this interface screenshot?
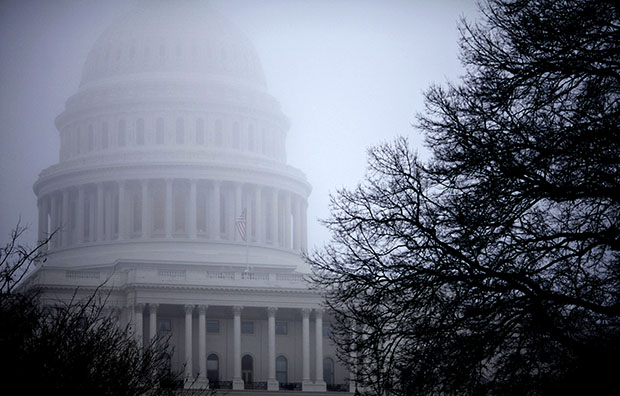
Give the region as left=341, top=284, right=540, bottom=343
left=0, top=0, right=478, bottom=249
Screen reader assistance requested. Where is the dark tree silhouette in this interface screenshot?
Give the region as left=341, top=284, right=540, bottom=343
left=0, top=223, right=205, bottom=395
left=309, top=1, right=620, bottom=395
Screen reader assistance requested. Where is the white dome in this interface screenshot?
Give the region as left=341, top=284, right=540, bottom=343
left=34, top=2, right=310, bottom=271
left=80, top=3, right=266, bottom=89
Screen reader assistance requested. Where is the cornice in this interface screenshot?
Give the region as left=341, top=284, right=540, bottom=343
left=34, top=154, right=311, bottom=197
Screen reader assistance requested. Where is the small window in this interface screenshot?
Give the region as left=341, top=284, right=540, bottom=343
left=87, top=125, right=94, bottom=151
left=101, top=122, right=109, bottom=149
left=207, top=320, right=219, bottom=333
left=156, top=117, right=164, bottom=144
left=176, top=118, right=184, bottom=144
left=241, top=321, right=254, bottom=334
left=214, top=119, right=222, bottom=146
left=159, top=352, right=172, bottom=375
left=136, top=118, right=145, bottom=145
left=276, top=356, right=288, bottom=384
left=323, top=322, right=332, bottom=337
left=248, top=125, right=255, bottom=151
left=118, top=119, right=126, bottom=147
left=196, top=118, right=204, bottom=145
left=276, top=321, right=288, bottom=335
left=232, top=122, right=240, bottom=149
left=76, top=127, right=82, bottom=154
left=158, top=319, right=171, bottom=333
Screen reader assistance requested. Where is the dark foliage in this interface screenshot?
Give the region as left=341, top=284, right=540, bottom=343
left=309, top=1, right=620, bottom=395
left=0, top=224, right=201, bottom=395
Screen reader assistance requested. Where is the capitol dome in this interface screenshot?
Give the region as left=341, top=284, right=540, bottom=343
left=27, top=3, right=348, bottom=392
left=33, top=2, right=311, bottom=270
left=79, top=3, right=267, bottom=88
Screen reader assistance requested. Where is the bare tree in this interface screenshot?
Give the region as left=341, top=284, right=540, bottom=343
left=309, top=1, right=620, bottom=395
left=0, top=223, right=208, bottom=395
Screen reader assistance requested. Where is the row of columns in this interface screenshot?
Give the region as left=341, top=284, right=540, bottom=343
left=37, top=179, right=308, bottom=251
left=131, top=304, right=326, bottom=391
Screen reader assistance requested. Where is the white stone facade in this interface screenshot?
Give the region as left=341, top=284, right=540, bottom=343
left=24, top=3, right=352, bottom=393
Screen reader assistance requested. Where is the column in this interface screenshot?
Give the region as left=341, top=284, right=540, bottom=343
left=141, top=180, right=149, bottom=238
left=76, top=186, right=85, bottom=244
left=165, top=179, right=173, bottom=238
left=270, top=189, right=278, bottom=245
left=197, top=305, right=208, bottom=387
left=232, top=306, right=244, bottom=390
left=293, top=197, right=302, bottom=251
left=88, top=190, right=96, bottom=242
left=254, top=186, right=262, bottom=243
left=105, top=188, right=113, bottom=240
left=118, top=181, right=126, bottom=240
left=315, top=309, right=326, bottom=390
left=189, top=179, right=197, bottom=239
left=247, top=186, right=254, bottom=242
left=135, top=303, right=144, bottom=347
left=149, top=303, right=158, bottom=342
left=184, top=304, right=194, bottom=386
left=61, top=189, right=70, bottom=247
left=349, top=333, right=358, bottom=393
left=97, top=183, right=104, bottom=241
left=37, top=197, right=49, bottom=249
left=284, top=192, right=291, bottom=249
left=302, top=308, right=311, bottom=386
left=301, top=200, right=308, bottom=252
left=267, top=307, right=278, bottom=390
left=234, top=183, right=242, bottom=240
left=212, top=182, right=221, bottom=240
left=49, top=194, right=59, bottom=248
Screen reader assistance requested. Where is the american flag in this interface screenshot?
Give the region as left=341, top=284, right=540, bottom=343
left=235, top=209, right=247, bottom=241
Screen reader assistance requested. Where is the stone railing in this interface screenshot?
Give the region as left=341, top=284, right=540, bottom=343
left=29, top=266, right=310, bottom=290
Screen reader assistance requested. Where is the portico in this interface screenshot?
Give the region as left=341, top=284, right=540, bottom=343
left=132, top=302, right=329, bottom=391
left=25, top=2, right=352, bottom=394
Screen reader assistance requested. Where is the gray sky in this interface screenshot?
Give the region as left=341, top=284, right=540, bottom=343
left=0, top=0, right=478, bottom=249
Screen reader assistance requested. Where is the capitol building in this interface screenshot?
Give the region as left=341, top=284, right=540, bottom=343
left=24, top=3, right=352, bottom=393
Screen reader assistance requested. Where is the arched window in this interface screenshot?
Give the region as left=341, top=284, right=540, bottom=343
left=118, top=119, right=126, bottom=147
left=323, top=358, right=335, bottom=386
left=159, top=352, right=171, bottom=375
left=101, top=121, right=109, bottom=150
left=241, top=354, right=253, bottom=384
left=87, top=125, right=94, bottom=152
left=156, top=117, right=164, bottom=145
left=76, top=127, right=82, bottom=154
left=214, top=119, right=222, bottom=146
left=196, top=118, right=204, bottom=145
left=207, top=354, right=219, bottom=382
left=247, top=125, right=255, bottom=151
left=276, top=356, right=287, bottom=384
left=176, top=118, right=184, bottom=144
left=136, top=118, right=145, bottom=145
left=232, top=122, right=240, bottom=149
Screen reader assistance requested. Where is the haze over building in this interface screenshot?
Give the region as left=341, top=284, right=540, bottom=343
left=23, top=2, right=348, bottom=392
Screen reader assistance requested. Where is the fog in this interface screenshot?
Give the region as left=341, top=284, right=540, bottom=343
left=0, top=0, right=478, bottom=249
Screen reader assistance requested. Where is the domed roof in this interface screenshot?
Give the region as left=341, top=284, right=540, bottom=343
left=80, top=2, right=266, bottom=89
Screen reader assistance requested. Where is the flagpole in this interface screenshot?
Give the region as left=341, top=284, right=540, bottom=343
left=245, top=208, right=249, bottom=272
left=236, top=208, right=249, bottom=272
left=245, top=231, right=249, bottom=272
